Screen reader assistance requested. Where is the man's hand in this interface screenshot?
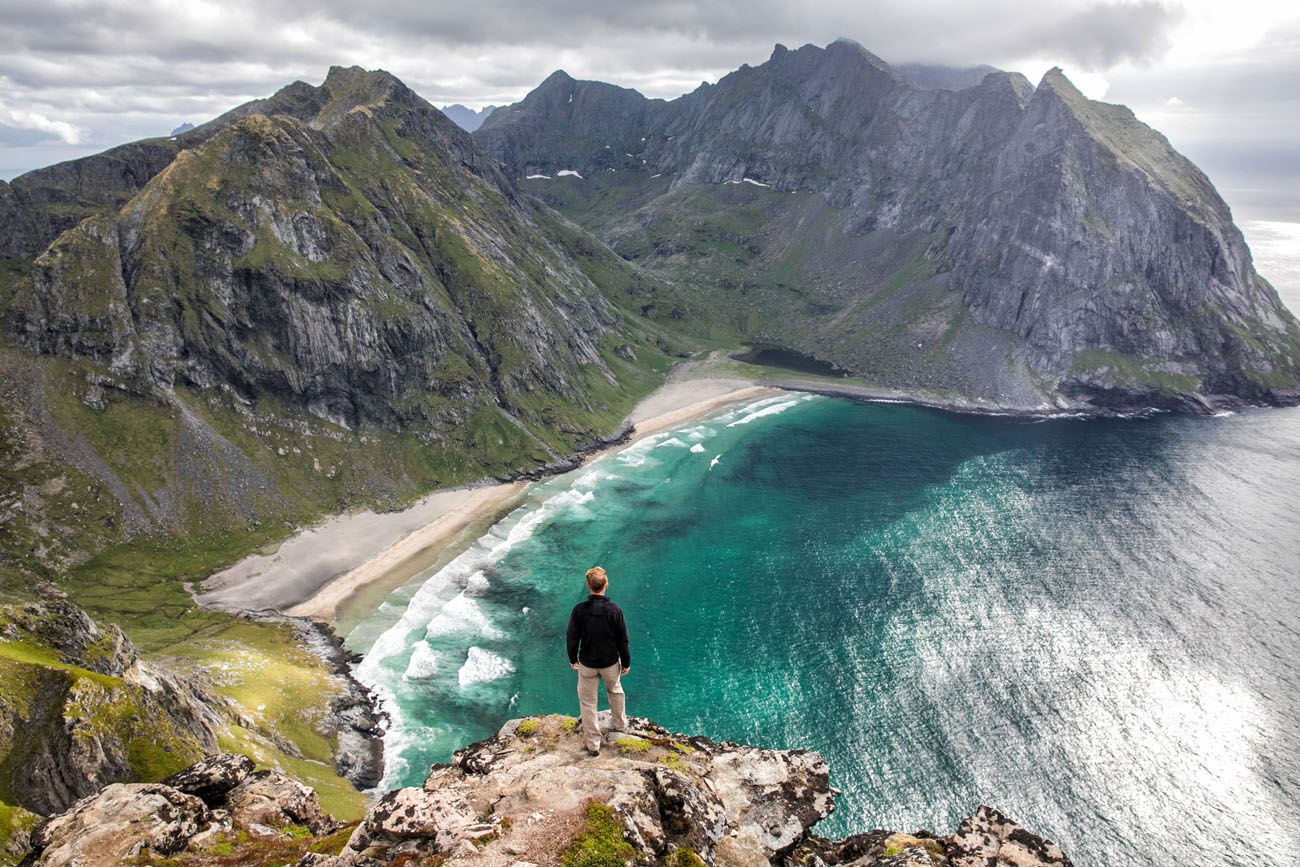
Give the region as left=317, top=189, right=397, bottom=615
left=622, top=666, right=630, bottom=675
left=571, top=662, right=579, bottom=670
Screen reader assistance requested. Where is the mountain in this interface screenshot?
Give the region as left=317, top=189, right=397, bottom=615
left=895, top=62, right=1002, bottom=91
left=170, top=122, right=195, bottom=136
left=0, top=66, right=699, bottom=587
left=476, top=39, right=1300, bottom=412
left=438, top=103, right=498, bottom=132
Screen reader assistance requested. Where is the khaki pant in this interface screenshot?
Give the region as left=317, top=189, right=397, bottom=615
left=576, top=661, right=628, bottom=752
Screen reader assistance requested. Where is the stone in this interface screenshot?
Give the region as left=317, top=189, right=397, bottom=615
left=226, top=770, right=337, bottom=835
left=161, top=754, right=255, bottom=806
left=22, top=783, right=210, bottom=867
left=947, top=805, right=1073, bottom=867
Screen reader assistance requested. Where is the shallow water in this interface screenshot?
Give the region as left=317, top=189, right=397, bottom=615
left=351, top=395, right=1300, bottom=866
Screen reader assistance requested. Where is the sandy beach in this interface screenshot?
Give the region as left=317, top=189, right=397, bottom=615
left=196, top=372, right=779, bottom=629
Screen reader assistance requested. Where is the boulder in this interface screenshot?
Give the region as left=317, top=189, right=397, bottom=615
left=946, top=805, right=1073, bottom=867
left=226, top=769, right=337, bottom=835
left=161, top=753, right=255, bottom=806
left=21, top=783, right=210, bottom=867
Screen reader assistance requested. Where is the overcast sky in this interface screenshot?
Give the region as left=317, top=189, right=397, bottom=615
left=0, top=0, right=1297, bottom=231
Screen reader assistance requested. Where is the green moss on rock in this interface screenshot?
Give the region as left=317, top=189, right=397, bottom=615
left=562, top=801, right=638, bottom=867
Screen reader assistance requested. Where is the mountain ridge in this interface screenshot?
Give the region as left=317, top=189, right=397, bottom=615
left=476, top=40, right=1300, bottom=412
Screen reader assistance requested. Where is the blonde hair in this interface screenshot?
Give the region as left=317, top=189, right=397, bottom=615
left=585, top=566, right=608, bottom=592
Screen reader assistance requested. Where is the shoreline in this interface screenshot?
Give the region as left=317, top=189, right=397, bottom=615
left=195, top=376, right=780, bottom=630
left=199, top=349, right=1232, bottom=633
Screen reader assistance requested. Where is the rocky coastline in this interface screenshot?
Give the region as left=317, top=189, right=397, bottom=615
left=15, top=712, right=1073, bottom=867
left=237, top=612, right=386, bottom=791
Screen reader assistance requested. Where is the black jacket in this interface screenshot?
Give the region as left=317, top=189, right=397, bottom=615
left=566, top=594, right=630, bottom=669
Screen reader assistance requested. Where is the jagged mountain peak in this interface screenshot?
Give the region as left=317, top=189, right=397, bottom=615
left=825, top=36, right=897, bottom=73
left=540, top=68, right=576, bottom=87
left=477, top=42, right=1300, bottom=412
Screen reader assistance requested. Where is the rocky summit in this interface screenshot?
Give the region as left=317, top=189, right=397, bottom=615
left=14, top=712, right=1072, bottom=867
left=478, top=39, right=1300, bottom=412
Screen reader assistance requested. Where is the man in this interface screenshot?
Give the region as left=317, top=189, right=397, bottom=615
left=565, top=565, right=630, bottom=755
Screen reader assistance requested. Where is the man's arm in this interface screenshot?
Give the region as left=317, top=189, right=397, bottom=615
left=566, top=606, right=581, bottom=666
left=616, top=607, right=630, bottom=671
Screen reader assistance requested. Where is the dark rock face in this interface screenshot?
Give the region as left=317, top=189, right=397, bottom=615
left=160, top=753, right=255, bottom=806
left=477, top=39, right=1300, bottom=412
left=2, top=66, right=650, bottom=445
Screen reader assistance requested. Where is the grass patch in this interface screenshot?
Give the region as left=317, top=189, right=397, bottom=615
left=561, top=801, right=638, bottom=867
left=516, top=718, right=542, bottom=736
left=615, top=736, right=651, bottom=754
left=663, top=849, right=706, bottom=867
left=0, top=799, right=37, bottom=865
left=1070, top=349, right=1200, bottom=394
left=658, top=753, right=689, bottom=773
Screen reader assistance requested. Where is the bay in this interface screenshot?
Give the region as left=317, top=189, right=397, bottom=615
left=352, top=394, right=1300, bottom=866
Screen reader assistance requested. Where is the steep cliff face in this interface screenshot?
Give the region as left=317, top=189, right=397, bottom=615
left=5, top=66, right=653, bottom=433
left=0, top=596, right=220, bottom=818
left=477, top=40, right=1300, bottom=412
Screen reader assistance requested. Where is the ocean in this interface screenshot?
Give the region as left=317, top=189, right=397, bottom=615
left=350, top=394, right=1300, bottom=866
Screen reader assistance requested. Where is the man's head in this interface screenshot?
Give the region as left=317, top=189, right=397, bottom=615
left=585, top=566, right=608, bottom=594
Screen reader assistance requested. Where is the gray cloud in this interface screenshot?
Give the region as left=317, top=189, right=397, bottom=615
left=1040, top=2, right=1184, bottom=68
left=0, top=0, right=1293, bottom=227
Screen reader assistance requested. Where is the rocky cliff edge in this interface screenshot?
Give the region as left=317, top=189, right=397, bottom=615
left=18, top=711, right=1071, bottom=867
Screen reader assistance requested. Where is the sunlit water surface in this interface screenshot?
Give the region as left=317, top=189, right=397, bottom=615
left=351, top=395, right=1300, bottom=867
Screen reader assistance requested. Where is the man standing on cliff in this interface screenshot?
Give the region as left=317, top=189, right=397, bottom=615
left=566, top=566, right=630, bottom=756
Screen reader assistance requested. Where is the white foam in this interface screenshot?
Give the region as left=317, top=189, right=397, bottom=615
left=402, top=642, right=439, bottom=680
left=465, top=571, right=490, bottom=595
left=710, top=454, right=722, bottom=469
left=526, top=173, right=551, bottom=180
left=726, top=396, right=804, bottom=427
left=556, top=169, right=584, bottom=178
left=425, top=591, right=503, bottom=640
left=458, top=647, right=514, bottom=686
left=742, top=177, right=770, bottom=187
left=656, top=436, right=690, bottom=449
left=690, top=443, right=706, bottom=453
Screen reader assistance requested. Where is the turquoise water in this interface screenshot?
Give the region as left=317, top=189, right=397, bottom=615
left=350, top=394, right=1300, bottom=866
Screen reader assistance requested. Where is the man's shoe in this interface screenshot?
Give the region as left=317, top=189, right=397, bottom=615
left=585, top=747, right=600, bottom=757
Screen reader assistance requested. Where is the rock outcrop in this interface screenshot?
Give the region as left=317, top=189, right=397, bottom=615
left=19, top=759, right=337, bottom=867
left=0, top=596, right=222, bottom=816
left=477, top=40, right=1300, bottom=413
left=21, top=783, right=212, bottom=867
left=8, top=716, right=1072, bottom=867
left=315, top=713, right=1070, bottom=867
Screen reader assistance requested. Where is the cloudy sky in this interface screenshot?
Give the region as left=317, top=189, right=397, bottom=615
left=0, top=0, right=1296, bottom=233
